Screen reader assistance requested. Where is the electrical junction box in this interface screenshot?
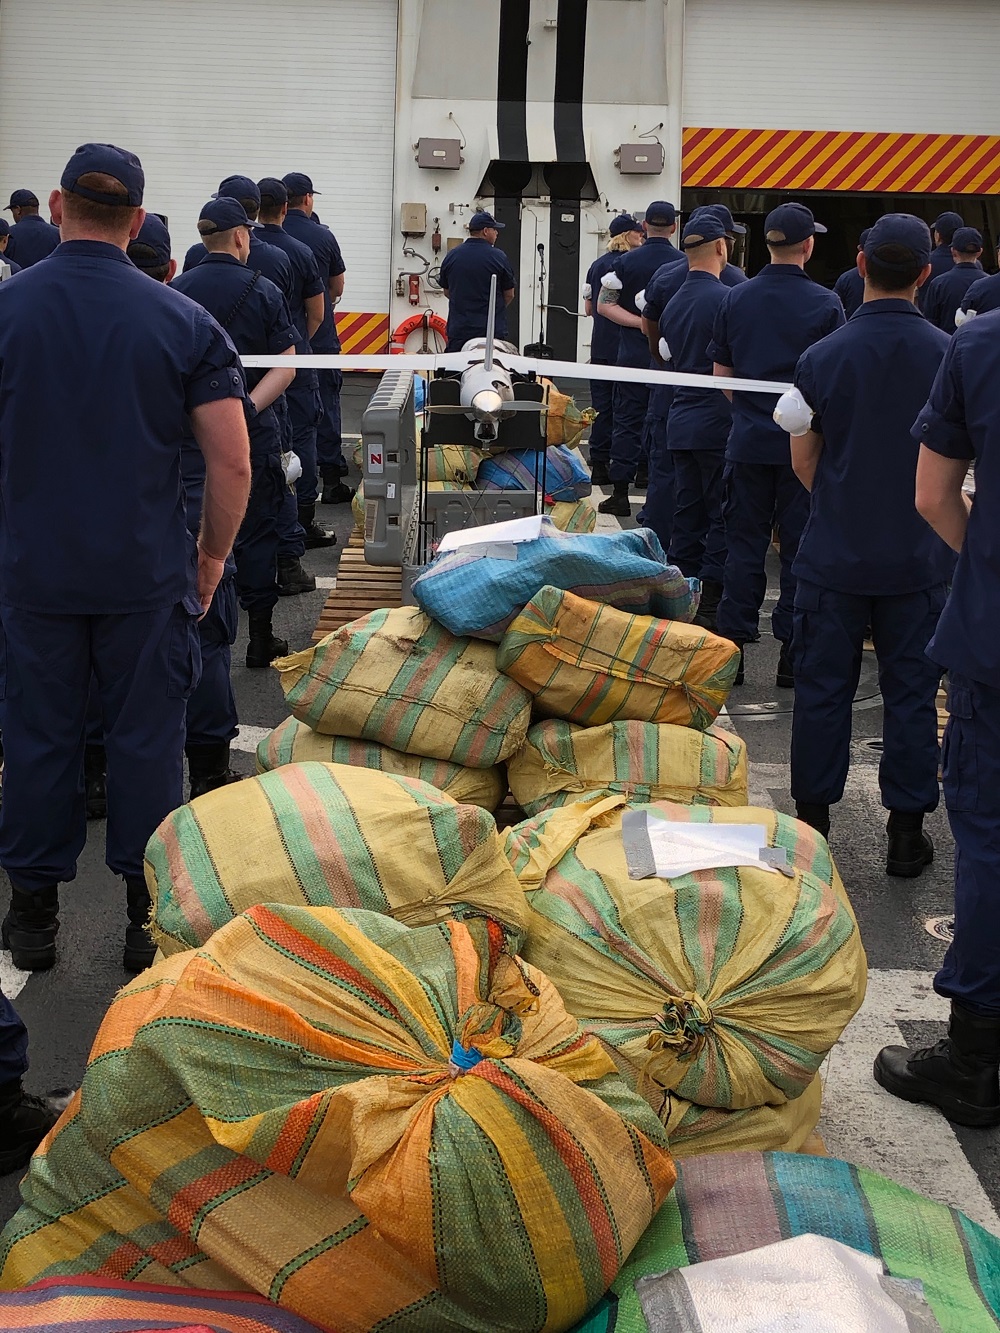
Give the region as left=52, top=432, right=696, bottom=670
left=417, top=137, right=463, bottom=169
left=617, top=142, right=665, bottom=174
left=446, top=236, right=463, bottom=251
left=400, top=202, right=427, bottom=235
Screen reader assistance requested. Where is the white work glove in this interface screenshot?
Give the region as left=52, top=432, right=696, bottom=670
left=582, top=282, right=592, bottom=299
left=600, top=271, right=623, bottom=291
left=282, top=450, right=303, bottom=485
left=658, top=337, right=671, bottom=362
left=955, top=306, right=976, bottom=328
left=773, top=387, right=814, bottom=437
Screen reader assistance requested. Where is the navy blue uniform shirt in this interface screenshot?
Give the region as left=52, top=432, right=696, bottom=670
left=256, top=222, right=325, bottom=351
left=833, top=264, right=864, bottom=319
left=0, top=240, right=244, bottom=614
left=440, top=238, right=516, bottom=347
left=914, top=311, right=1000, bottom=686
left=793, top=298, right=952, bottom=596
left=182, top=233, right=294, bottom=304
left=961, top=271, right=1000, bottom=319
left=585, top=253, right=622, bottom=361
left=1, top=256, right=21, bottom=276
left=172, top=252, right=297, bottom=456
left=916, top=242, right=956, bottom=311
left=924, top=262, right=983, bottom=334
left=283, top=209, right=346, bottom=353
left=659, top=270, right=732, bottom=451
left=607, top=236, right=680, bottom=366
left=4, top=215, right=59, bottom=268
left=643, top=256, right=745, bottom=323
left=708, top=265, right=845, bottom=465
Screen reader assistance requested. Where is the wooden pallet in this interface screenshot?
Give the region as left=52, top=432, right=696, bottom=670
left=312, top=532, right=404, bottom=642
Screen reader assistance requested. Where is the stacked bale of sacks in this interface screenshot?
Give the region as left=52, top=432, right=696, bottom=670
left=0, top=907, right=676, bottom=1333
left=503, top=796, right=867, bottom=1157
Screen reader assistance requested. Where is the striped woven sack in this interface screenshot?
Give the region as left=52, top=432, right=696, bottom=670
left=412, top=523, right=698, bottom=643
left=351, top=480, right=364, bottom=532
left=275, top=607, right=531, bottom=765
left=256, top=718, right=508, bottom=812
left=497, top=588, right=739, bottom=729
left=504, top=795, right=866, bottom=1110
left=422, top=444, right=489, bottom=483
left=547, top=498, right=596, bottom=533
left=540, top=383, right=596, bottom=449
left=0, top=1277, right=322, bottom=1331
left=476, top=445, right=592, bottom=502
left=569, top=1151, right=1000, bottom=1333
left=145, top=762, right=528, bottom=955
left=0, top=908, right=677, bottom=1333
left=507, top=719, right=748, bottom=816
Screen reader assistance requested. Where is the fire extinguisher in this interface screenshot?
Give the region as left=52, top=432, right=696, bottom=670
left=408, top=274, right=421, bottom=305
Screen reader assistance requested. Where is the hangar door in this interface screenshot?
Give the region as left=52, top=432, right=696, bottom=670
left=0, top=0, right=398, bottom=348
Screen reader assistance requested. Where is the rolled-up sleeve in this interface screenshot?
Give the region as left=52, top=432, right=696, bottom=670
left=707, top=293, right=733, bottom=367
left=912, top=339, right=974, bottom=459
left=184, top=319, right=246, bottom=413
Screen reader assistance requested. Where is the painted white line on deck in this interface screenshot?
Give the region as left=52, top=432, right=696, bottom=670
left=232, top=724, right=271, bottom=755
left=1, top=953, right=30, bottom=1001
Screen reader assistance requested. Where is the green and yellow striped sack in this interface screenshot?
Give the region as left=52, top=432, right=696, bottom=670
left=257, top=716, right=508, bottom=812
left=497, top=588, right=740, bottom=729
left=507, top=719, right=748, bottom=817
left=504, top=796, right=867, bottom=1111
left=570, top=1151, right=1000, bottom=1333
left=422, top=443, right=489, bottom=483
left=146, top=761, right=528, bottom=955
left=275, top=607, right=532, bottom=767
left=1, top=907, right=677, bottom=1333
left=547, top=498, right=597, bottom=533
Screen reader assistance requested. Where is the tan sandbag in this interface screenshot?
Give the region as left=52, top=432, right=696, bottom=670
left=665, top=1077, right=823, bottom=1158
left=275, top=607, right=532, bottom=767
left=546, top=498, right=597, bottom=533
left=507, top=718, right=748, bottom=816
left=257, top=716, right=508, bottom=811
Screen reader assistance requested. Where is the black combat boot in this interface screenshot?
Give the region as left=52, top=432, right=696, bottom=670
left=598, top=481, right=631, bottom=517
left=886, top=810, right=934, bottom=878
left=775, top=642, right=795, bottom=689
left=729, top=642, right=746, bottom=687
left=123, top=875, right=156, bottom=974
left=84, top=743, right=107, bottom=820
left=186, top=742, right=242, bottom=801
left=246, top=610, right=289, bottom=669
left=874, top=1001, right=1000, bottom=1127
left=796, top=803, right=831, bottom=839
left=693, top=579, right=723, bottom=632
left=320, top=465, right=355, bottom=506
left=277, top=556, right=316, bottom=597
left=1, top=885, right=59, bottom=971
left=0, top=1079, right=74, bottom=1175
left=590, top=459, right=611, bottom=487
left=298, top=503, right=338, bottom=549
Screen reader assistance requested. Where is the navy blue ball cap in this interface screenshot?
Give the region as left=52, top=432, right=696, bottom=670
left=858, top=227, right=872, bottom=249
left=864, top=213, right=932, bottom=268
left=215, top=175, right=261, bottom=205
left=952, top=226, right=984, bottom=254
left=257, top=176, right=288, bottom=206
left=61, top=143, right=144, bottom=206
left=0, top=218, right=9, bottom=237
left=128, top=214, right=171, bottom=268
left=198, top=197, right=259, bottom=235
left=696, top=203, right=746, bottom=236
left=470, top=210, right=504, bottom=231
left=644, top=200, right=676, bottom=227
left=282, top=172, right=319, bottom=197
left=931, top=211, right=964, bottom=242
left=764, top=202, right=826, bottom=246
left=608, top=213, right=638, bottom=237
left=5, top=188, right=39, bottom=210
left=682, top=214, right=728, bottom=248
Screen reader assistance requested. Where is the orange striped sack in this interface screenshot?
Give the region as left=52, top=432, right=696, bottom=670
left=145, top=762, right=527, bottom=955
left=497, top=587, right=740, bottom=729
left=507, top=719, right=748, bottom=816
left=276, top=607, right=532, bottom=766
left=256, top=717, right=508, bottom=812
left=0, top=908, right=676, bottom=1333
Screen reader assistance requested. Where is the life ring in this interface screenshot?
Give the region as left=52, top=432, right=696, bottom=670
left=391, top=311, right=449, bottom=354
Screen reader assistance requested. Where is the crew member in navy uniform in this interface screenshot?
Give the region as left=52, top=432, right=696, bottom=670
left=0, top=988, right=72, bottom=1175
left=282, top=171, right=348, bottom=537
left=657, top=214, right=735, bottom=630
left=173, top=198, right=298, bottom=675
left=832, top=227, right=870, bottom=319
left=873, top=304, right=1000, bottom=1130
left=916, top=210, right=964, bottom=310
left=0, top=220, right=22, bottom=276
left=440, top=210, right=517, bottom=353
left=958, top=264, right=1000, bottom=323
left=924, top=227, right=985, bottom=333
left=709, top=201, right=844, bottom=686
left=583, top=213, right=642, bottom=486
left=3, top=189, right=59, bottom=268
left=782, top=214, right=951, bottom=864
left=0, top=143, right=251, bottom=974
left=597, top=200, right=681, bottom=517
left=182, top=176, right=293, bottom=294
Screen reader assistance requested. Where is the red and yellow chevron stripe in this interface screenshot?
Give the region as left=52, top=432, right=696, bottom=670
left=337, top=312, right=390, bottom=354
left=683, top=127, right=1000, bottom=195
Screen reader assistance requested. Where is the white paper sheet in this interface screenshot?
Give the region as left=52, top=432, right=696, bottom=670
left=436, top=514, right=555, bottom=553
left=643, top=819, right=776, bottom=879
